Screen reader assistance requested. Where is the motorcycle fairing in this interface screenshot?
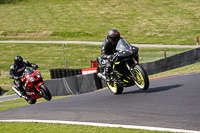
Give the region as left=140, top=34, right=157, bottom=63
left=116, top=39, right=139, bottom=59
left=111, top=39, right=139, bottom=87
left=22, top=68, right=44, bottom=100
left=111, top=63, right=134, bottom=87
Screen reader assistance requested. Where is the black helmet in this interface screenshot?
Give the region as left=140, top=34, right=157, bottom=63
left=108, top=29, right=120, bottom=44
left=14, top=55, right=23, bottom=65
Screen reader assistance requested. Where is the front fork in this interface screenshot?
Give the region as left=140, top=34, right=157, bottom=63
left=35, top=82, right=43, bottom=96
left=126, top=62, right=137, bottom=81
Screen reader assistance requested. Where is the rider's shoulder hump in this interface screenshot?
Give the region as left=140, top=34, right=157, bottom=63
left=10, top=65, right=14, bottom=70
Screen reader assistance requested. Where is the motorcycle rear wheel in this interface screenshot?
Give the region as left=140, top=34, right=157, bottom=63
left=133, top=64, right=149, bottom=90
left=107, top=82, right=124, bottom=95
left=40, top=84, right=52, bottom=101
left=25, top=99, right=37, bottom=104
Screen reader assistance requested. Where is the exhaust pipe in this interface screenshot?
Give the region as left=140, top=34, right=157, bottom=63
left=97, top=73, right=106, bottom=81
left=12, top=87, right=22, bottom=97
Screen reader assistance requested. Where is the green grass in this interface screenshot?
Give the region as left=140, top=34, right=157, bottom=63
left=0, top=122, right=173, bottom=133
left=0, top=0, right=199, bottom=45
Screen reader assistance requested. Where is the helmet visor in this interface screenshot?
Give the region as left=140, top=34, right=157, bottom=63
left=109, top=36, right=120, bottom=45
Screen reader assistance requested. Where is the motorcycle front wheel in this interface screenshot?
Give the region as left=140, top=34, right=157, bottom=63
left=107, top=82, right=124, bottom=95
left=40, top=84, right=52, bottom=101
left=133, top=64, right=149, bottom=90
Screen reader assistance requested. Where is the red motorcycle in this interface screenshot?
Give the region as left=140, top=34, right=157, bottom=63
left=12, top=68, right=52, bottom=104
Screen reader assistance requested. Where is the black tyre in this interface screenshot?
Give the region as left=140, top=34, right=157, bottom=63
left=25, top=99, right=37, bottom=105
left=133, top=64, right=149, bottom=90
left=40, top=84, right=52, bottom=101
left=107, top=82, right=124, bottom=95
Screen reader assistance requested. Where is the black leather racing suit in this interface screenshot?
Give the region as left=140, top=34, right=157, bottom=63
left=101, top=36, right=120, bottom=76
left=9, top=60, right=37, bottom=95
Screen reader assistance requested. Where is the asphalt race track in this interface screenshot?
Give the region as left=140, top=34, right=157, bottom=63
left=0, top=73, right=200, bottom=131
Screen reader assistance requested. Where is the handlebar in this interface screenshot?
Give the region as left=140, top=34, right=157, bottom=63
left=110, top=52, right=118, bottom=62
left=14, top=75, right=24, bottom=80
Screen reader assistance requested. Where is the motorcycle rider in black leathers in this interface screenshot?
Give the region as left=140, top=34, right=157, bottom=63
left=101, top=29, right=121, bottom=81
left=9, top=55, right=38, bottom=99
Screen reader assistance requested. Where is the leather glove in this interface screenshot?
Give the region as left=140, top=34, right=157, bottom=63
left=32, top=64, right=38, bottom=70
left=108, top=55, right=115, bottom=62
left=19, top=75, right=24, bottom=79
left=14, top=76, right=20, bottom=80
left=14, top=75, right=24, bottom=80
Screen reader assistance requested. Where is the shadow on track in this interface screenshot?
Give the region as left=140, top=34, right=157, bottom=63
left=123, top=84, right=183, bottom=94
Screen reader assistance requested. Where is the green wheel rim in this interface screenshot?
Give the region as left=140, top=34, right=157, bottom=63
left=107, top=82, right=117, bottom=93
left=134, top=67, right=145, bottom=88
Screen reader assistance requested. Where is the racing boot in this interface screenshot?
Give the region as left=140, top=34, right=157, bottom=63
left=106, top=74, right=111, bottom=82
left=18, top=87, right=30, bottom=100
left=105, top=67, right=111, bottom=82
left=20, top=91, right=30, bottom=100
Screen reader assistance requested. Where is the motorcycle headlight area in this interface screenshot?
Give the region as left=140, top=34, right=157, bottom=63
left=28, top=77, right=35, bottom=82
left=36, top=72, right=41, bottom=78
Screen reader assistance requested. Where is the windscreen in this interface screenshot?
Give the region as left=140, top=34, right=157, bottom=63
left=115, top=39, right=132, bottom=51
left=24, top=68, right=34, bottom=75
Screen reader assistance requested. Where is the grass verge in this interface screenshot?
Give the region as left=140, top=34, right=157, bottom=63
left=0, top=0, right=199, bottom=45
left=0, top=121, right=173, bottom=133
left=0, top=96, right=69, bottom=112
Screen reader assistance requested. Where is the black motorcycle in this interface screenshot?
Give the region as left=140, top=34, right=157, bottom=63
left=97, top=38, right=149, bottom=94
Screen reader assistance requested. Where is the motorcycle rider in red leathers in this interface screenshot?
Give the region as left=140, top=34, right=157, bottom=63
left=9, top=55, right=38, bottom=99
left=101, top=29, right=121, bottom=82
